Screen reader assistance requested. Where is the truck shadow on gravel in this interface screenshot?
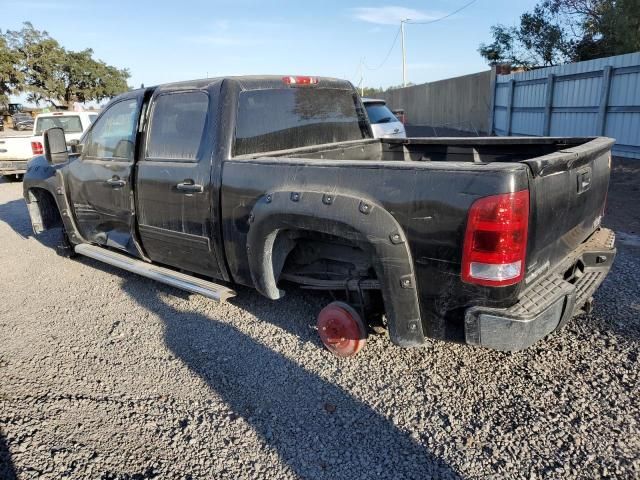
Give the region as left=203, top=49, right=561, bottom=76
left=0, top=198, right=34, bottom=238
left=0, top=433, right=17, bottom=480
left=0, top=198, right=63, bottom=249
left=120, top=278, right=460, bottom=480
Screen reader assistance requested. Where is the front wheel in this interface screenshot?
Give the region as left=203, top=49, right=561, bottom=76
left=317, top=301, right=367, bottom=357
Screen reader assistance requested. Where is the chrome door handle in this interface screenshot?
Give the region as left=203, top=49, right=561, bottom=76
left=106, top=176, right=126, bottom=188
left=176, top=181, right=203, bottom=193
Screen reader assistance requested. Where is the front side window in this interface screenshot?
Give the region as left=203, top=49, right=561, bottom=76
left=83, top=100, right=138, bottom=161
left=145, top=91, right=209, bottom=161
left=35, top=115, right=83, bottom=135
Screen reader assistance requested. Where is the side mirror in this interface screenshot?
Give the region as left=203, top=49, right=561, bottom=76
left=44, top=127, right=69, bottom=164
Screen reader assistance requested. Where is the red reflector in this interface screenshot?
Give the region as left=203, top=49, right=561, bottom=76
left=283, top=76, right=318, bottom=85
left=31, top=141, right=44, bottom=155
left=462, top=190, right=529, bottom=287
left=52, top=112, right=63, bottom=116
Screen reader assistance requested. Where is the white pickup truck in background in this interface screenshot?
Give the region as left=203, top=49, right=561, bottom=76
left=0, top=111, right=98, bottom=180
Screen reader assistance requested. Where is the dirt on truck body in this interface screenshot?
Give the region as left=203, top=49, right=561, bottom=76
left=22, top=75, right=616, bottom=356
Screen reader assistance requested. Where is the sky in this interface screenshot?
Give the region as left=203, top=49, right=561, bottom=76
left=2, top=0, right=539, bottom=101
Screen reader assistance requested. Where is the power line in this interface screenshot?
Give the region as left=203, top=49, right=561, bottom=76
left=405, top=0, right=477, bottom=25
left=355, top=0, right=478, bottom=82
left=358, top=0, right=478, bottom=74
left=363, top=26, right=401, bottom=71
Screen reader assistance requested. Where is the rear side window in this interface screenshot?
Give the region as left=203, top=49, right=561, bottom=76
left=146, top=91, right=209, bottom=161
left=235, top=88, right=370, bottom=156
left=364, top=103, right=398, bottom=124
left=35, top=115, right=83, bottom=135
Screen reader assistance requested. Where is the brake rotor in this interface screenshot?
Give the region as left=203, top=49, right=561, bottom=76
left=317, top=301, right=367, bottom=357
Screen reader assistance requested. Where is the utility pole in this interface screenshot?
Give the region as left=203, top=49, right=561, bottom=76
left=401, top=19, right=408, bottom=87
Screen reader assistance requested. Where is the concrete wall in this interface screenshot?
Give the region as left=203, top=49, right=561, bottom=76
left=379, top=70, right=494, bottom=134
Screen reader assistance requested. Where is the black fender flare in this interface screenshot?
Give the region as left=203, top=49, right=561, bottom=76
left=246, top=190, right=424, bottom=347
left=23, top=156, right=86, bottom=243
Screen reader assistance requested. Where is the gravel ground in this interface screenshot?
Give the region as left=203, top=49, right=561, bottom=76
left=0, top=172, right=639, bottom=479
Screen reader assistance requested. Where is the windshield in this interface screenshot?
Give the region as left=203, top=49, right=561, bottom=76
left=235, top=87, right=370, bottom=156
left=35, top=115, right=83, bottom=135
left=13, top=114, right=32, bottom=122
left=365, top=103, right=399, bottom=124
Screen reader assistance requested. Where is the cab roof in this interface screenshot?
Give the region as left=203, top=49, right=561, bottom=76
left=154, top=75, right=355, bottom=92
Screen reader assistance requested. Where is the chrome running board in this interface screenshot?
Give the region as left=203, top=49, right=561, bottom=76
left=74, top=243, right=236, bottom=302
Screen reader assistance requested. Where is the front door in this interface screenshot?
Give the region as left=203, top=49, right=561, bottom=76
left=135, top=86, right=224, bottom=279
left=66, top=92, right=144, bottom=254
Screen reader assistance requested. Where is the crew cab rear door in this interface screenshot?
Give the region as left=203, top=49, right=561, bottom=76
left=66, top=91, right=144, bottom=253
left=135, top=84, right=225, bottom=279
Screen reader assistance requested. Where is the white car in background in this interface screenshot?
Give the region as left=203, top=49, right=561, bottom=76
left=362, top=98, right=406, bottom=139
left=1, top=111, right=98, bottom=180
left=30, top=111, right=99, bottom=156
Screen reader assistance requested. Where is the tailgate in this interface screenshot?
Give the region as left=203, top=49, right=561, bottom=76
left=0, top=137, right=33, bottom=161
left=522, top=137, right=614, bottom=284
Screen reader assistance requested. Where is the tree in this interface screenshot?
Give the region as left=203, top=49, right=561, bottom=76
left=361, top=87, right=385, bottom=97
left=478, top=4, right=571, bottom=67
left=478, top=25, right=525, bottom=66
left=4, top=22, right=130, bottom=107
left=479, top=1, right=640, bottom=68
left=61, top=49, right=130, bottom=105
left=5, top=23, right=67, bottom=106
left=549, top=0, right=640, bottom=60
left=518, top=4, right=572, bottom=65
left=0, top=34, right=22, bottom=104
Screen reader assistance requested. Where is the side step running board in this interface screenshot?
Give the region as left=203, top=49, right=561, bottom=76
left=74, top=243, right=236, bottom=302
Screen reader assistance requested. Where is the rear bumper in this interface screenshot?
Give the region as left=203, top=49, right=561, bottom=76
left=464, top=228, right=616, bottom=351
left=0, top=160, right=28, bottom=175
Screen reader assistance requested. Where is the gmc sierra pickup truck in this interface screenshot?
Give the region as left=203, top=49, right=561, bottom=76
left=22, top=75, right=616, bottom=357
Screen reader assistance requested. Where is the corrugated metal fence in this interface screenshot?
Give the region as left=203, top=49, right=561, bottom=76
left=492, top=52, right=640, bottom=159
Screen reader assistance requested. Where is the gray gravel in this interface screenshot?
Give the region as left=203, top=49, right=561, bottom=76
left=0, top=177, right=638, bottom=479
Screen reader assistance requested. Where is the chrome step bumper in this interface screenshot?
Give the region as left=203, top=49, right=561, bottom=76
left=74, top=243, right=236, bottom=302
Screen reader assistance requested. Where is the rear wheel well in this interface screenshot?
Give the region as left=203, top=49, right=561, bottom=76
left=279, top=230, right=377, bottom=284
left=26, top=188, right=62, bottom=233
left=276, top=230, right=386, bottom=326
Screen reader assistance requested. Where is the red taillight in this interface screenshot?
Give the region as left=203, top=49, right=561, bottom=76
left=282, top=76, right=318, bottom=86
left=31, top=141, right=43, bottom=155
left=462, top=190, right=529, bottom=287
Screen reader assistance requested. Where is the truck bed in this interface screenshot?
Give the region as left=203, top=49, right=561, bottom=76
left=239, top=136, right=607, bottom=165
left=227, top=135, right=613, bottom=344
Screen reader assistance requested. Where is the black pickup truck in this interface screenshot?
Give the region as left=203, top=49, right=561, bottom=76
left=22, top=75, right=616, bottom=357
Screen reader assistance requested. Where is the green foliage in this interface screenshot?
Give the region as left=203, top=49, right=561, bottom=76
left=361, top=87, right=385, bottom=97
left=0, top=33, right=23, bottom=103
left=559, top=0, right=640, bottom=60
left=479, top=1, right=640, bottom=68
left=3, top=22, right=130, bottom=107
left=359, top=83, right=416, bottom=96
